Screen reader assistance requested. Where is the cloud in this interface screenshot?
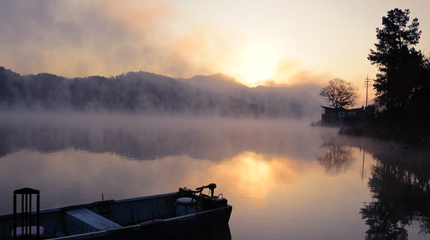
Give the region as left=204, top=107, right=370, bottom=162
left=0, top=0, right=235, bottom=79
left=265, top=58, right=332, bottom=86
left=0, top=0, right=332, bottom=91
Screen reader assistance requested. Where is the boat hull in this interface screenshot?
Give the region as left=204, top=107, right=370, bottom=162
left=0, top=191, right=232, bottom=240
left=54, top=206, right=232, bottom=240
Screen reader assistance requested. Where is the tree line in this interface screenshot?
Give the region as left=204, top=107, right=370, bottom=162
left=0, top=69, right=256, bottom=116
left=0, top=67, right=320, bottom=119
left=367, top=8, right=430, bottom=145
left=320, top=8, right=430, bottom=145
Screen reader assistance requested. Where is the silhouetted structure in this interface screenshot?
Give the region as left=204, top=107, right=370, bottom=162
left=12, top=188, right=43, bottom=239
left=320, top=106, right=365, bottom=125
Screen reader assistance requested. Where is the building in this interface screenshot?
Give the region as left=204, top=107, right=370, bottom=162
left=321, top=106, right=365, bottom=125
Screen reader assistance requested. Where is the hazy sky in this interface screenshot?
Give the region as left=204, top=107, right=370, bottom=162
left=1, top=0, right=429, bottom=101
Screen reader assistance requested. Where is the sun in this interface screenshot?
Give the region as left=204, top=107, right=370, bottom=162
left=225, top=39, right=282, bottom=87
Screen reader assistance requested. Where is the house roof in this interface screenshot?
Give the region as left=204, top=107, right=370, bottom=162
left=320, top=106, right=364, bottom=111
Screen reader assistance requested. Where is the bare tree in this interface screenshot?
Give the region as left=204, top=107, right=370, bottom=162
left=320, top=78, right=359, bottom=109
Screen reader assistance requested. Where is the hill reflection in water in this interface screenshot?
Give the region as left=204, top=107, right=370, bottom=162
left=0, top=114, right=322, bottom=162
left=1, top=114, right=430, bottom=239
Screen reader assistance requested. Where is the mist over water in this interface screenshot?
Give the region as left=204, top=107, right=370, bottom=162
left=0, top=113, right=322, bottom=162
left=0, top=113, right=327, bottom=215
left=1, top=113, right=430, bottom=239
left=0, top=67, right=323, bottom=120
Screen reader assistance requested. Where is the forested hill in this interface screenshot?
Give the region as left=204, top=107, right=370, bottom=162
left=0, top=66, right=321, bottom=119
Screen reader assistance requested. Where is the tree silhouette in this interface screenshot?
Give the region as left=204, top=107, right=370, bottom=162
left=319, top=78, right=358, bottom=109
left=368, top=8, right=423, bottom=111
left=365, top=8, right=430, bottom=144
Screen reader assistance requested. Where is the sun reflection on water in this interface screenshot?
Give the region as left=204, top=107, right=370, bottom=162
left=210, top=151, right=299, bottom=206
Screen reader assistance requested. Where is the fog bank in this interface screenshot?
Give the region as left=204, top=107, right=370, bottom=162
left=0, top=67, right=323, bottom=120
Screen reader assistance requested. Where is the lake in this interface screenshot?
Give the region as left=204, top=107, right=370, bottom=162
left=1, top=113, right=430, bottom=240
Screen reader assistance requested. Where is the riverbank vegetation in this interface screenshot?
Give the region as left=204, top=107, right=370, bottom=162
left=344, top=8, right=430, bottom=146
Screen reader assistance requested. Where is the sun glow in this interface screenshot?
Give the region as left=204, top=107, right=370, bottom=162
left=225, top=39, right=282, bottom=87
left=209, top=151, right=299, bottom=206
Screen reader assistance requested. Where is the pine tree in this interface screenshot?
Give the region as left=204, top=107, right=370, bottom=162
left=368, top=8, right=422, bottom=111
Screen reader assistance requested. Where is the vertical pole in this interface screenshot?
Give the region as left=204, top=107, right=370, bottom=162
left=37, top=193, right=40, bottom=239
left=21, top=195, right=24, bottom=237
left=25, top=194, right=28, bottom=237
left=29, top=194, right=32, bottom=237
left=366, top=75, right=368, bottom=108
left=362, top=150, right=365, bottom=182
left=364, top=75, right=370, bottom=108
left=13, top=194, right=16, bottom=240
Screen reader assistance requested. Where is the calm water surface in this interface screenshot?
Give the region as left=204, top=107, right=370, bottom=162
left=1, top=114, right=430, bottom=240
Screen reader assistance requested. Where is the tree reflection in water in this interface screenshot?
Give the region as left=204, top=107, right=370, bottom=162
left=318, top=132, right=430, bottom=238
left=317, top=141, right=355, bottom=176
left=360, top=152, right=430, bottom=239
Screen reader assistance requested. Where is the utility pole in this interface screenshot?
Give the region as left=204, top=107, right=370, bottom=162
left=364, top=75, right=373, bottom=109
left=361, top=149, right=366, bottom=182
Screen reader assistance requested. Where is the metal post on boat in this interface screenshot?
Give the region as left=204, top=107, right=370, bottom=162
left=13, top=193, right=16, bottom=239
left=29, top=193, right=32, bottom=237
left=22, top=194, right=25, bottom=237
left=37, top=192, right=40, bottom=238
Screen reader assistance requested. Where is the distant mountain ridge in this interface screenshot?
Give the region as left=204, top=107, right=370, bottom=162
left=0, top=66, right=322, bottom=119
left=177, top=73, right=248, bottom=95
